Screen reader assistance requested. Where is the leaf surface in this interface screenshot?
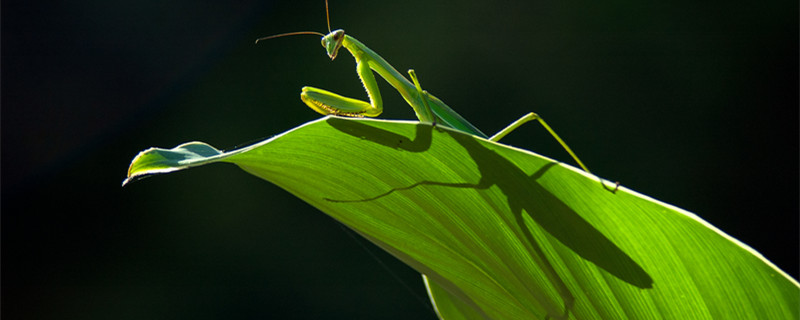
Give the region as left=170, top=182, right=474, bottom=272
left=125, top=117, right=799, bottom=319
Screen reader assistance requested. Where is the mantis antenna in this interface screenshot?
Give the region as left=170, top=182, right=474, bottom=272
left=254, top=0, right=332, bottom=44
left=254, top=31, right=325, bottom=44
left=325, top=0, right=331, bottom=33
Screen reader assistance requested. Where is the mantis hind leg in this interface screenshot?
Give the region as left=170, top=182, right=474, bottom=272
left=492, top=113, right=621, bottom=191
left=300, top=60, right=383, bottom=117
left=490, top=112, right=591, bottom=174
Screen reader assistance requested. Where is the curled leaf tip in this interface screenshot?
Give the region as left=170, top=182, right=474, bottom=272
left=123, top=141, right=223, bottom=186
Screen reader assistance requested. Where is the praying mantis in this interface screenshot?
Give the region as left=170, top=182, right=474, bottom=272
left=256, top=0, right=594, bottom=176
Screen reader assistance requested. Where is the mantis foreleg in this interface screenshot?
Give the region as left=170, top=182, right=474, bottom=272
left=300, top=59, right=383, bottom=117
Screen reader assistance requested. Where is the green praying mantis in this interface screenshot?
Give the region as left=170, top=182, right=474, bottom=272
left=256, top=1, right=593, bottom=176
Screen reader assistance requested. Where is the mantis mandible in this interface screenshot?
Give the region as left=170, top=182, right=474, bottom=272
left=256, top=0, right=591, bottom=175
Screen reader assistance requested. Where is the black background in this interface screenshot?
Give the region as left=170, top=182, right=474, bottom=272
left=3, top=0, right=797, bottom=319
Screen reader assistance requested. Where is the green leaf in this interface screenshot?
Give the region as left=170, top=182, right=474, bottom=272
left=125, top=117, right=799, bottom=319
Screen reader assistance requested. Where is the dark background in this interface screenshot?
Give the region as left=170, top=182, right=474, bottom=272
left=3, top=0, right=797, bottom=319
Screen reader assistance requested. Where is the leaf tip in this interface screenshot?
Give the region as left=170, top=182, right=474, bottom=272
left=122, top=142, right=223, bottom=187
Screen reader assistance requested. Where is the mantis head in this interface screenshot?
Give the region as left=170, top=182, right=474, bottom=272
left=321, top=29, right=345, bottom=60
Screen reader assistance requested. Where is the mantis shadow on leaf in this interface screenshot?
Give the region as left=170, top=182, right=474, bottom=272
left=325, top=117, right=653, bottom=293
left=326, top=117, right=433, bottom=153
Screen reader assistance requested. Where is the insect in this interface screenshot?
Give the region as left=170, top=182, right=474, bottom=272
left=256, top=0, right=592, bottom=175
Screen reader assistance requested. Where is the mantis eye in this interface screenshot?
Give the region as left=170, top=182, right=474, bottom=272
left=332, top=29, right=345, bottom=42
